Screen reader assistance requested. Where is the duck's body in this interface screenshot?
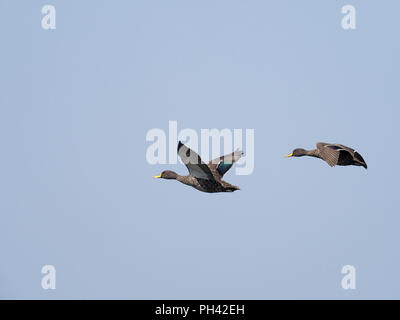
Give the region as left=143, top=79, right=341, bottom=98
left=154, top=141, right=242, bottom=193
left=286, top=142, right=367, bottom=169
left=177, top=175, right=239, bottom=193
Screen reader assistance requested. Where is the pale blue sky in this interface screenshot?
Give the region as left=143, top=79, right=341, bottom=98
left=1, top=0, right=399, bottom=299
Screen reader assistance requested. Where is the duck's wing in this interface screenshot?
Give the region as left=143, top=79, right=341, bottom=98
left=337, top=144, right=368, bottom=169
left=317, top=143, right=367, bottom=168
left=353, top=151, right=367, bottom=168
left=177, top=141, right=215, bottom=180
left=316, top=142, right=349, bottom=167
left=208, top=149, right=243, bottom=178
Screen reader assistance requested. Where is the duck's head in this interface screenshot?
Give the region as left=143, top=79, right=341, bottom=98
left=153, top=170, right=178, bottom=180
left=286, top=148, right=307, bottom=157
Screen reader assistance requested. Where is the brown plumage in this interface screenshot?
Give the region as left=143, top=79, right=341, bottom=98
left=286, top=142, right=367, bottom=169
left=153, top=141, right=243, bottom=193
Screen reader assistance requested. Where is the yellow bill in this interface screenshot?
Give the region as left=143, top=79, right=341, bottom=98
left=153, top=174, right=162, bottom=178
left=285, top=153, right=293, bottom=157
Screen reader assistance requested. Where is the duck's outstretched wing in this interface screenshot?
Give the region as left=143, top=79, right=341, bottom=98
left=208, top=149, right=243, bottom=178
left=316, top=142, right=347, bottom=167
left=317, top=142, right=367, bottom=169
left=177, top=141, right=215, bottom=180
left=353, top=151, right=368, bottom=169
left=337, top=144, right=368, bottom=169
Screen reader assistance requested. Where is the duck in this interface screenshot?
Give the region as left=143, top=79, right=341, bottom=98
left=153, top=141, right=243, bottom=193
left=286, top=142, right=367, bottom=169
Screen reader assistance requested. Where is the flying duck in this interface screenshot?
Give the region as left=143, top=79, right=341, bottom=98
left=286, top=142, right=367, bottom=169
left=153, top=141, right=243, bottom=193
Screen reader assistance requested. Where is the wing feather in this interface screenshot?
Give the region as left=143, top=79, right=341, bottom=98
left=316, top=142, right=340, bottom=167
left=208, top=149, right=243, bottom=178
left=177, top=141, right=215, bottom=180
left=317, top=142, right=367, bottom=168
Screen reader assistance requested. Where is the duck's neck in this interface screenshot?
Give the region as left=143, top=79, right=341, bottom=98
left=176, top=175, right=192, bottom=186
left=305, top=149, right=321, bottom=158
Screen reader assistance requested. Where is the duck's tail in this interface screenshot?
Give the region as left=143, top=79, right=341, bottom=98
left=225, top=185, right=240, bottom=192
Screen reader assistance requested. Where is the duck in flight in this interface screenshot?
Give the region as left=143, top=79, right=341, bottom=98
left=286, top=142, right=367, bottom=169
left=153, top=141, right=243, bottom=193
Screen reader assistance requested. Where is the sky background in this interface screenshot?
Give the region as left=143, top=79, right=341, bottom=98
left=1, top=0, right=399, bottom=299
